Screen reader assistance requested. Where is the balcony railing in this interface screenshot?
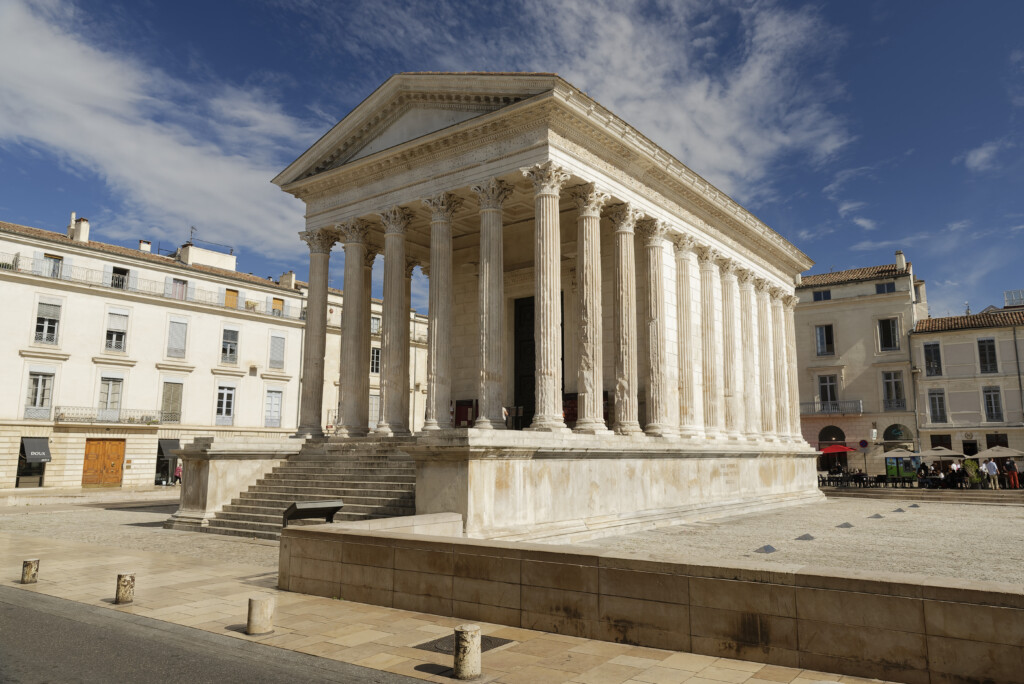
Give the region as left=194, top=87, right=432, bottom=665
left=265, top=417, right=282, bottom=428
left=221, top=352, right=238, bottom=365
left=54, top=406, right=163, bottom=424
left=800, top=400, right=863, bottom=415
left=883, top=399, right=907, bottom=411
left=24, top=406, right=52, bottom=420
left=1, top=251, right=301, bottom=320
left=215, top=414, right=234, bottom=426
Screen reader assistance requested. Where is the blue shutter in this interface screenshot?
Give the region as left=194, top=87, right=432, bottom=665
left=163, top=276, right=172, bottom=297
left=62, top=256, right=73, bottom=281
left=102, top=264, right=113, bottom=287
left=32, top=251, right=43, bottom=275
left=127, top=270, right=138, bottom=291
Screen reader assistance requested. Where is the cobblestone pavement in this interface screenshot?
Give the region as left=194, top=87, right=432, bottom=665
left=0, top=499, right=278, bottom=568
left=578, top=497, right=1024, bottom=585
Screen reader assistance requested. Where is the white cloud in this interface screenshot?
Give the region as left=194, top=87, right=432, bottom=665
left=837, top=200, right=864, bottom=217
left=852, top=217, right=877, bottom=230
left=0, top=0, right=314, bottom=261
left=955, top=139, right=1011, bottom=172
left=946, top=220, right=970, bottom=231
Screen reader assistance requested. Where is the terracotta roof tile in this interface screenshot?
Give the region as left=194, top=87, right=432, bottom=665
left=799, top=263, right=911, bottom=288
left=0, top=220, right=292, bottom=292
left=915, top=310, right=1024, bottom=333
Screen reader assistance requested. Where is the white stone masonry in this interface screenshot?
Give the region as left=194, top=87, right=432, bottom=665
left=337, top=219, right=370, bottom=437
left=297, top=228, right=336, bottom=437
left=422, top=192, right=461, bottom=430
left=608, top=204, right=643, bottom=435
left=377, top=206, right=412, bottom=436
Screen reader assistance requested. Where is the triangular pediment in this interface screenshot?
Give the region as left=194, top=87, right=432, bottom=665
left=274, top=73, right=560, bottom=186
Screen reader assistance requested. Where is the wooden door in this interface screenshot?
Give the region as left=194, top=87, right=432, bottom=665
left=224, top=289, right=239, bottom=309
left=82, top=439, right=126, bottom=486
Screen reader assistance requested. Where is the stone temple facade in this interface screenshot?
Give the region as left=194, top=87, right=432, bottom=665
left=273, top=72, right=820, bottom=540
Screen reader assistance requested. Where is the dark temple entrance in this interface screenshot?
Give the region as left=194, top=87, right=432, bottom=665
left=512, top=295, right=564, bottom=430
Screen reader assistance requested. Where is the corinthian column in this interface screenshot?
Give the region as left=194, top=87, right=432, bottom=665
left=719, top=258, right=742, bottom=439
left=770, top=289, right=790, bottom=441
left=737, top=270, right=761, bottom=439
left=471, top=179, right=513, bottom=429
left=337, top=219, right=370, bottom=437
left=674, top=235, right=703, bottom=438
left=297, top=228, right=337, bottom=437
left=359, top=249, right=376, bottom=431
left=784, top=294, right=802, bottom=440
left=421, top=193, right=461, bottom=430
left=401, top=259, right=415, bottom=431
left=570, top=183, right=611, bottom=434
left=523, top=161, right=571, bottom=432
left=697, top=246, right=723, bottom=437
left=377, top=206, right=412, bottom=436
left=638, top=218, right=673, bottom=437
left=755, top=279, right=776, bottom=438
left=608, top=204, right=643, bottom=435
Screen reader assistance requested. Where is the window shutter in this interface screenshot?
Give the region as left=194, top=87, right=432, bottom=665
left=163, top=276, right=172, bottom=297
left=32, top=251, right=44, bottom=275
left=128, top=270, right=138, bottom=291
left=265, top=296, right=273, bottom=314
left=186, top=282, right=195, bottom=301
left=161, top=382, right=183, bottom=413
left=62, top=257, right=73, bottom=281
left=37, top=302, right=61, bottom=320
left=107, top=312, right=128, bottom=331
left=269, top=335, right=285, bottom=369
left=102, top=265, right=113, bottom=287
left=237, top=290, right=246, bottom=310
left=218, top=286, right=226, bottom=305
left=167, top=321, right=187, bottom=357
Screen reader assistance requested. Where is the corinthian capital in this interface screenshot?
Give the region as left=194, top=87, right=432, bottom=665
left=736, top=269, right=755, bottom=287
left=471, top=178, right=513, bottom=211
left=718, top=257, right=738, bottom=278
left=299, top=228, right=337, bottom=254
left=363, top=250, right=378, bottom=268
left=753, top=277, right=771, bottom=294
left=423, top=192, right=463, bottom=221
left=783, top=294, right=799, bottom=309
left=379, top=206, right=413, bottom=235
left=636, top=218, right=671, bottom=246
left=522, top=161, right=571, bottom=195
left=696, top=245, right=720, bottom=266
left=405, top=258, right=418, bottom=278
left=673, top=233, right=696, bottom=254
left=338, top=218, right=370, bottom=244
left=607, top=203, right=644, bottom=233
left=769, top=286, right=786, bottom=301
left=569, top=182, right=611, bottom=218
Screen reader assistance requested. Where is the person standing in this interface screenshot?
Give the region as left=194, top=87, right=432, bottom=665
left=984, top=458, right=1000, bottom=490
left=1005, top=458, right=1019, bottom=490
left=173, top=463, right=182, bottom=486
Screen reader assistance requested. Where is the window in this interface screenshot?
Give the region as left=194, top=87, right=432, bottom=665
left=875, top=282, right=895, bottom=294
left=882, top=371, right=905, bottom=410
left=105, top=312, right=128, bottom=352
left=167, top=320, right=187, bottom=358
left=171, top=278, right=187, bottom=300
left=216, top=386, right=235, bottom=426
left=43, top=254, right=62, bottom=278
left=224, top=289, right=239, bottom=309
left=370, top=316, right=382, bottom=334
left=818, top=375, right=838, bottom=404
left=221, top=329, right=238, bottom=364
left=368, top=393, right=381, bottom=429
left=25, top=372, right=53, bottom=420
left=928, top=389, right=947, bottom=423
left=930, top=434, right=952, bottom=450
left=161, top=382, right=182, bottom=424
left=35, top=302, right=61, bottom=345
left=111, top=266, right=129, bottom=290
left=986, top=433, right=1009, bottom=449
left=812, top=290, right=831, bottom=302
left=978, top=338, right=997, bottom=373
left=924, top=343, right=942, bottom=376
left=269, top=335, right=285, bottom=370
left=370, top=347, right=381, bottom=374
left=878, top=318, right=899, bottom=351
left=264, top=390, right=283, bottom=428
left=983, top=387, right=1003, bottom=422
left=271, top=298, right=284, bottom=317
left=98, top=377, right=123, bottom=421
left=815, top=324, right=835, bottom=356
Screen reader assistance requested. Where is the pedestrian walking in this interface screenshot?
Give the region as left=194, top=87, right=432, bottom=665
left=984, top=459, right=1000, bottom=490
left=1005, top=458, right=1019, bottom=490
left=173, top=463, right=182, bottom=486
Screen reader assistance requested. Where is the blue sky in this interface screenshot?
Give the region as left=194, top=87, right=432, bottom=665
left=1, top=0, right=1022, bottom=316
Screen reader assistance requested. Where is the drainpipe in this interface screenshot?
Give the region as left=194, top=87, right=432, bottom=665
left=1015, top=326, right=1023, bottom=425
left=908, top=329, right=921, bottom=451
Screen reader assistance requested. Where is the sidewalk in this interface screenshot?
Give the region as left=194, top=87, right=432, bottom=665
left=1, top=531, right=889, bottom=684
left=0, top=485, right=179, bottom=507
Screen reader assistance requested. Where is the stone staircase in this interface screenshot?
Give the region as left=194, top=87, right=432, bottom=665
left=204, top=457, right=416, bottom=540
left=822, top=486, right=1024, bottom=506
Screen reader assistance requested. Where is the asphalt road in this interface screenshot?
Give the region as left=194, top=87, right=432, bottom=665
left=0, top=586, right=419, bottom=684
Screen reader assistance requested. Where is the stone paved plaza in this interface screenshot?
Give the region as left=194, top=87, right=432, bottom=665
left=578, top=498, right=1024, bottom=585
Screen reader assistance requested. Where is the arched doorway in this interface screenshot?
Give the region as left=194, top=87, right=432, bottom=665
left=817, top=425, right=847, bottom=471
left=883, top=424, right=914, bottom=450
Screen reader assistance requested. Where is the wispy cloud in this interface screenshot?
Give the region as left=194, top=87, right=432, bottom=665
left=946, top=220, right=971, bottom=231
left=954, top=139, right=1012, bottom=172
left=852, top=217, right=877, bottom=231
left=837, top=200, right=865, bottom=217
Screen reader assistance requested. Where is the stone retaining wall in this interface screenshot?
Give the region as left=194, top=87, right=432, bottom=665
left=279, top=526, right=1024, bottom=684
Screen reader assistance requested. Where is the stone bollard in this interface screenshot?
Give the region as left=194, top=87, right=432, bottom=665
left=115, top=573, right=135, bottom=604
left=453, top=624, right=481, bottom=680
left=21, top=559, right=39, bottom=584
left=246, top=594, right=275, bottom=635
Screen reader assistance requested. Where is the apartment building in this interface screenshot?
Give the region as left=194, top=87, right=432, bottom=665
left=794, top=251, right=928, bottom=473
left=912, top=300, right=1024, bottom=456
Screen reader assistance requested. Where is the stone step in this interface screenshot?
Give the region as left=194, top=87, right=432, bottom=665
left=225, top=495, right=414, bottom=514
left=822, top=487, right=1024, bottom=505
left=231, top=491, right=411, bottom=505
left=245, top=483, right=414, bottom=496
left=261, top=474, right=415, bottom=486
left=275, top=461, right=415, bottom=469
left=246, top=484, right=417, bottom=496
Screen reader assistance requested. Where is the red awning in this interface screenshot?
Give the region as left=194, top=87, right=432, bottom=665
left=820, top=444, right=856, bottom=453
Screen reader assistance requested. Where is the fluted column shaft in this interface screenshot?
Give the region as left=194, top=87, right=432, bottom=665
left=338, top=220, right=370, bottom=437
left=738, top=272, right=761, bottom=438
left=720, top=260, right=742, bottom=438
left=401, top=261, right=414, bottom=430
left=571, top=184, right=611, bottom=433
left=524, top=162, right=570, bottom=431
left=609, top=205, right=643, bottom=434
left=472, top=180, right=512, bottom=429
left=784, top=296, right=802, bottom=439
left=698, top=247, right=722, bottom=436
left=674, top=237, right=702, bottom=437
left=771, top=290, right=791, bottom=441
left=755, top=281, right=776, bottom=437
left=422, top=194, right=460, bottom=430
left=359, top=250, right=375, bottom=430
left=640, top=219, right=672, bottom=436
left=297, top=228, right=336, bottom=437
left=377, top=206, right=412, bottom=436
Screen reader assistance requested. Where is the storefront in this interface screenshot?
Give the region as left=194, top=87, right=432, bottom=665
left=155, top=439, right=180, bottom=486
left=17, top=437, right=51, bottom=488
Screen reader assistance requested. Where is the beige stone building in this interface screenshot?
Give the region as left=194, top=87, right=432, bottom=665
left=911, top=306, right=1024, bottom=457
left=794, top=252, right=928, bottom=473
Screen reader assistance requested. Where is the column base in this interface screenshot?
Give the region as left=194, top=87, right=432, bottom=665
left=375, top=424, right=410, bottom=437
left=473, top=418, right=506, bottom=430
left=526, top=418, right=570, bottom=433
left=334, top=425, right=369, bottom=438
left=422, top=420, right=441, bottom=431
left=573, top=421, right=612, bottom=436
left=644, top=424, right=676, bottom=438
left=613, top=422, right=643, bottom=436
left=293, top=427, right=323, bottom=439
left=677, top=427, right=706, bottom=440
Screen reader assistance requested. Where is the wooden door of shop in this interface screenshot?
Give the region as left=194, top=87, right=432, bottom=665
left=82, top=439, right=125, bottom=486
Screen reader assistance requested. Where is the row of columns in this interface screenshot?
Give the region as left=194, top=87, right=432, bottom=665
left=297, top=162, right=802, bottom=443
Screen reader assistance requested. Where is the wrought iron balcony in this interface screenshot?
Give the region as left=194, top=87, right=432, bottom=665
left=883, top=399, right=907, bottom=411
left=800, top=400, right=863, bottom=415
left=24, top=406, right=52, bottom=420
left=215, top=414, right=234, bottom=426
left=54, top=406, right=163, bottom=424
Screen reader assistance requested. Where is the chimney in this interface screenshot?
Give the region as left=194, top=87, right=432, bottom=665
left=67, top=211, right=76, bottom=238
left=895, top=250, right=906, bottom=271
left=279, top=270, right=297, bottom=289
left=72, top=217, right=90, bottom=242
left=138, top=240, right=152, bottom=253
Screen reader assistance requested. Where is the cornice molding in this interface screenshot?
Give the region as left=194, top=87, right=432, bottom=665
left=91, top=355, right=137, bottom=368
left=156, top=362, right=195, bottom=373
left=211, top=367, right=247, bottom=378
left=19, top=349, right=71, bottom=362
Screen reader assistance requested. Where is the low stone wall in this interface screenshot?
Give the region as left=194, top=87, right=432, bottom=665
left=279, top=526, right=1024, bottom=684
